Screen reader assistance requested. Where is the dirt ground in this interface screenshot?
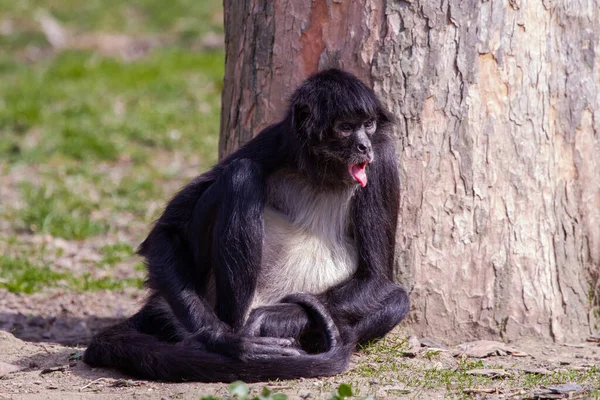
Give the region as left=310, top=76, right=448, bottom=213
left=1, top=288, right=599, bottom=400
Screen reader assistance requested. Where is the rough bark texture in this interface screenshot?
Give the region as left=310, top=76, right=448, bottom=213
left=220, top=0, right=600, bottom=344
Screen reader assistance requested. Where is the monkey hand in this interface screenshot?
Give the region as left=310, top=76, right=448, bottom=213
left=182, top=328, right=303, bottom=360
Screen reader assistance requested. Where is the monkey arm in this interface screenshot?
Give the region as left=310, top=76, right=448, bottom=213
left=208, top=158, right=266, bottom=330
left=168, top=157, right=267, bottom=332
left=352, top=134, right=400, bottom=280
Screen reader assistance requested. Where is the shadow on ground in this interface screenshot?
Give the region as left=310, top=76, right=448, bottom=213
left=0, top=312, right=122, bottom=345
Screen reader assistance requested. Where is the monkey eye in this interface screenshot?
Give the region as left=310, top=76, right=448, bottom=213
left=364, top=118, right=375, bottom=129
left=338, top=122, right=353, bottom=132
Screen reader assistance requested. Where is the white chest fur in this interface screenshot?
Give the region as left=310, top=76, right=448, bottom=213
left=251, top=171, right=359, bottom=309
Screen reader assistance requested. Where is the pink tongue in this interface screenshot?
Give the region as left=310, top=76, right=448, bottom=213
left=350, top=164, right=368, bottom=187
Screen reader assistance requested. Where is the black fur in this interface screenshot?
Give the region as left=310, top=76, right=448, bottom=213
left=84, top=69, right=409, bottom=382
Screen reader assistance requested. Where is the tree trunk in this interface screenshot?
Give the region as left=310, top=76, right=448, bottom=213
left=220, top=0, right=600, bottom=344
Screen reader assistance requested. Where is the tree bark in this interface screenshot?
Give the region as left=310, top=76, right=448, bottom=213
left=220, top=0, right=600, bottom=344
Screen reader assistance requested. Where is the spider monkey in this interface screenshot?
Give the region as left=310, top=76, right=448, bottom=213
left=83, top=69, right=409, bottom=382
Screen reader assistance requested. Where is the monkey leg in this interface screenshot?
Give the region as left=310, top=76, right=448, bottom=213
left=243, top=303, right=310, bottom=340
left=350, top=283, right=409, bottom=346
left=243, top=293, right=344, bottom=354
left=244, top=303, right=331, bottom=353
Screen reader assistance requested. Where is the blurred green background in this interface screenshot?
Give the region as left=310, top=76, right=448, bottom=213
left=0, top=0, right=224, bottom=293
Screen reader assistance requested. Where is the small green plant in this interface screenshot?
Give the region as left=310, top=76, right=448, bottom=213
left=68, top=351, right=84, bottom=361
left=201, top=381, right=287, bottom=400
left=328, top=383, right=373, bottom=400
left=329, top=383, right=354, bottom=400
left=199, top=382, right=377, bottom=400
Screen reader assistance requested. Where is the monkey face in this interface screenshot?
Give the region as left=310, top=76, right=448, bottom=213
left=310, top=116, right=377, bottom=188
left=290, top=69, right=394, bottom=189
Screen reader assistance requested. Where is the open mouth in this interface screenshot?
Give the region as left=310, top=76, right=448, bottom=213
left=349, top=161, right=369, bottom=187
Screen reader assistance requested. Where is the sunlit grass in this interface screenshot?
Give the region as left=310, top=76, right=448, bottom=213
left=0, top=255, right=143, bottom=294
left=0, top=48, right=223, bottom=165
left=0, top=0, right=224, bottom=292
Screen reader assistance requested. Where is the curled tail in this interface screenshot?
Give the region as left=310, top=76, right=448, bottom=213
left=84, top=313, right=352, bottom=382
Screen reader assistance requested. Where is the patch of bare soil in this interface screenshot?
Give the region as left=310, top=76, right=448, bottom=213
left=28, top=11, right=224, bottom=62
left=1, top=289, right=600, bottom=400
left=37, top=10, right=165, bottom=61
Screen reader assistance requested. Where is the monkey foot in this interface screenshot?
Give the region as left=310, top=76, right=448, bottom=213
left=241, top=336, right=304, bottom=360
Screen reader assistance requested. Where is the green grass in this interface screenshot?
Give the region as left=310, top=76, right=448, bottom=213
left=0, top=48, right=223, bottom=165
left=18, top=181, right=108, bottom=240
left=98, top=242, right=136, bottom=266
left=0, top=0, right=223, bottom=39
left=0, top=256, right=65, bottom=293
left=0, top=0, right=224, bottom=292
left=0, top=0, right=223, bottom=168
left=0, top=255, right=143, bottom=293
left=74, top=273, right=144, bottom=291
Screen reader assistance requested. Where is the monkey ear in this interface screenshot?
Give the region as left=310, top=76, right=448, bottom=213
left=292, top=103, right=311, bottom=133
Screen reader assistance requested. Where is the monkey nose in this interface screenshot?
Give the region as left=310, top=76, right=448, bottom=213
left=357, top=143, right=371, bottom=153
